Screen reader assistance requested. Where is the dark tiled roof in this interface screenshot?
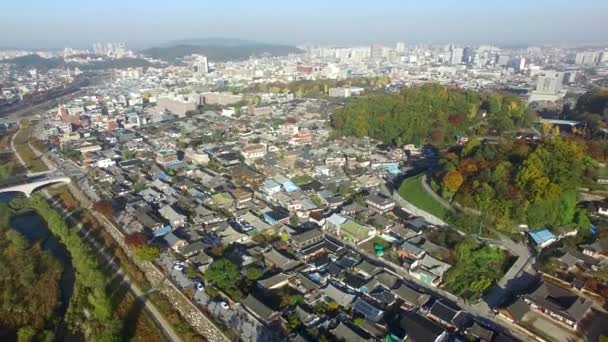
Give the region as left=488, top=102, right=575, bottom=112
left=355, top=260, right=379, bottom=277
left=524, top=281, right=592, bottom=322
left=353, top=297, right=385, bottom=322
left=394, top=284, right=431, bottom=306
left=343, top=272, right=369, bottom=289
left=390, top=311, right=445, bottom=342
left=375, top=271, right=399, bottom=289
left=243, top=294, right=276, bottom=321
left=179, top=241, right=206, bottom=256
left=466, top=322, right=495, bottom=341
left=369, top=287, right=396, bottom=305
left=331, top=322, right=369, bottom=341
left=291, top=228, right=324, bottom=244
left=429, top=300, right=458, bottom=323
left=503, top=297, right=530, bottom=321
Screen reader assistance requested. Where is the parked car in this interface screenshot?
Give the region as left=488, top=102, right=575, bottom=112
left=193, top=280, right=204, bottom=291
left=220, top=301, right=229, bottom=310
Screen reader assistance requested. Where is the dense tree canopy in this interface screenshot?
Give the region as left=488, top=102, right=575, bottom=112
left=333, top=84, right=528, bottom=145
left=575, top=87, right=608, bottom=117
left=0, top=205, right=61, bottom=341
left=443, top=239, right=509, bottom=300
left=204, top=258, right=242, bottom=300
left=9, top=196, right=122, bottom=341
left=435, top=138, right=591, bottom=231
left=567, top=87, right=608, bottom=141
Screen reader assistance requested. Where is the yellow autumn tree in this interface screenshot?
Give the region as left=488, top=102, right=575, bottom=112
left=442, top=170, right=464, bottom=193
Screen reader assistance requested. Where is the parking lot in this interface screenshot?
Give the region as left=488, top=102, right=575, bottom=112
left=158, top=252, right=195, bottom=289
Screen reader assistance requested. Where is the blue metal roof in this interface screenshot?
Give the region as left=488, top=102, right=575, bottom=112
left=153, top=225, right=172, bottom=237
left=528, top=228, right=555, bottom=245
left=282, top=181, right=300, bottom=192
left=387, top=164, right=400, bottom=175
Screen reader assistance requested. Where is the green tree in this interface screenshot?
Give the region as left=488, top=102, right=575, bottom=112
left=17, top=326, right=36, bottom=342
left=122, top=148, right=134, bottom=160
left=353, top=317, right=365, bottom=327
left=204, top=258, right=241, bottom=299
left=287, top=294, right=304, bottom=307
left=286, top=312, right=301, bottom=332
left=133, top=245, right=161, bottom=262
left=289, top=215, right=300, bottom=227
left=244, top=267, right=263, bottom=281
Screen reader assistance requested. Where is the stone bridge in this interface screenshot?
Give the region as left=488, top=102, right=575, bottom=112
left=0, top=174, right=71, bottom=197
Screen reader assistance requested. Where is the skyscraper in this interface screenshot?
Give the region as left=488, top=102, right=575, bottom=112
left=192, top=55, right=209, bottom=75
left=449, top=47, right=463, bottom=65
left=371, top=45, right=383, bottom=60
left=396, top=42, right=406, bottom=54
left=462, top=47, right=475, bottom=64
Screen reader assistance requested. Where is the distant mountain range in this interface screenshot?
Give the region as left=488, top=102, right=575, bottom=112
left=140, top=37, right=303, bottom=62
left=1, top=54, right=155, bottom=71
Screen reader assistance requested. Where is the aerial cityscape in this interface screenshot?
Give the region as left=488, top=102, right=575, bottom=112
left=1, top=1, right=608, bottom=342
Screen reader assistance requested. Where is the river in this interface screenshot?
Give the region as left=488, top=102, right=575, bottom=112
left=9, top=211, right=77, bottom=340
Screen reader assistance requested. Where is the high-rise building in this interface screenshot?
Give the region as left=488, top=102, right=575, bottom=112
left=371, top=45, right=383, bottom=60
left=518, top=57, right=526, bottom=71
left=449, top=47, right=463, bottom=65
left=462, top=47, right=475, bottom=64
left=192, top=55, right=209, bottom=75
left=535, top=71, right=563, bottom=95
left=575, top=51, right=601, bottom=65
left=396, top=42, right=406, bottom=54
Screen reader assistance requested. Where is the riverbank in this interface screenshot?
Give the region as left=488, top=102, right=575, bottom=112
left=12, top=120, right=184, bottom=341
left=0, top=206, right=65, bottom=341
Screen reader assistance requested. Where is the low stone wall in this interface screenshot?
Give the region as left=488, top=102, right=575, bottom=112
left=33, top=140, right=230, bottom=341
left=96, top=213, right=230, bottom=342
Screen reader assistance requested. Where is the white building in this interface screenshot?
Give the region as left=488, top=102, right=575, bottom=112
left=535, top=71, right=563, bottom=95
left=449, top=47, right=463, bottom=65
left=192, top=54, right=209, bottom=75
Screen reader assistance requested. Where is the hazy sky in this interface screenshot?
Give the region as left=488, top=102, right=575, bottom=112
left=2, top=0, right=607, bottom=49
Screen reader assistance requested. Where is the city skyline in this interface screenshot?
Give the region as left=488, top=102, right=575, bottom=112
left=2, top=0, right=608, bottom=49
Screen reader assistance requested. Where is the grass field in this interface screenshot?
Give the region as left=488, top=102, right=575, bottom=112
left=398, top=175, right=449, bottom=220
left=14, top=125, right=48, bottom=173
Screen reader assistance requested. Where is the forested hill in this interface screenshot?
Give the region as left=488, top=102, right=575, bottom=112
left=434, top=137, right=591, bottom=233
left=140, top=42, right=302, bottom=62
left=332, top=84, right=529, bottom=146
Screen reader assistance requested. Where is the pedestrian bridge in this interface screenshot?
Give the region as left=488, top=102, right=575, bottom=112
left=0, top=173, right=71, bottom=197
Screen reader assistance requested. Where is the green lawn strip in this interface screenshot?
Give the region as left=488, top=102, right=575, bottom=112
left=398, top=175, right=449, bottom=220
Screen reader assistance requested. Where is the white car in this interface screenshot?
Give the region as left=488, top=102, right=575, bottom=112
left=195, top=282, right=204, bottom=291
left=173, top=263, right=184, bottom=271
left=220, top=301, right=229, bottom=310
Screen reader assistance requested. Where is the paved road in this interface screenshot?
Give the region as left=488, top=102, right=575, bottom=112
left=10, top=125, right=27, bottom=168
left=12, top=127, right=182, bottom=342
left=45, top=195, right=183, bottom=342
left=419, top=174, right=453, bottom=211
left=325, top=234, right=533, bottom=341
left=482, top=235, right=536, bottom=308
